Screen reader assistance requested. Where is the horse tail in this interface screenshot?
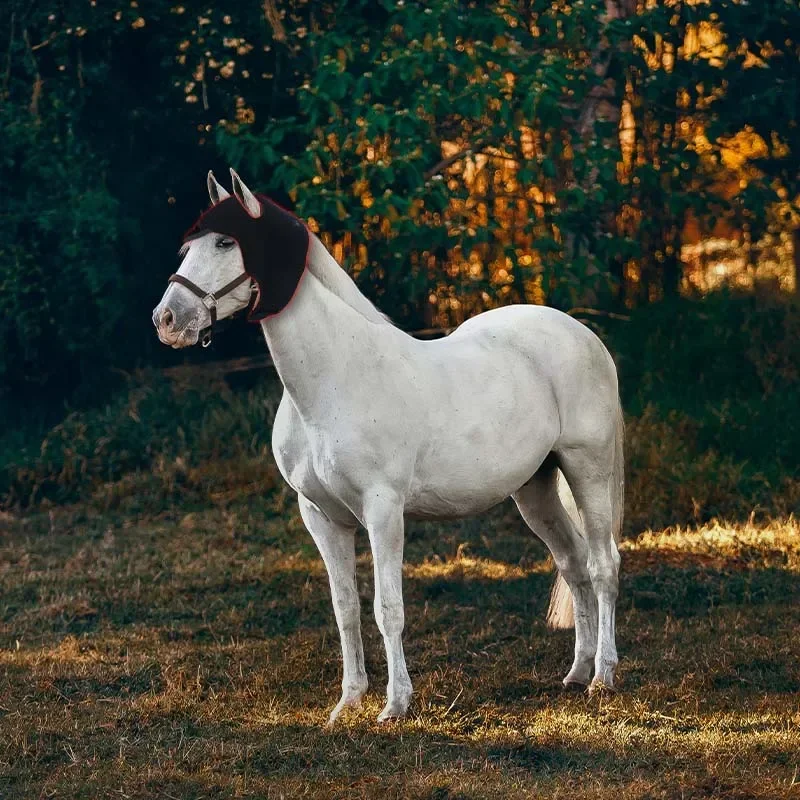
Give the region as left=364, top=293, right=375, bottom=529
left=546, top=469, right=581, bottom=630
left=546, top=569, right=575, bottom=630
left=546, top=402, right=625, bottom=630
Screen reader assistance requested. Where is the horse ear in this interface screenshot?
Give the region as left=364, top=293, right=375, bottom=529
left=207, top=170, right=230, bottom=205
left=230, top=168, right=262, bottom=219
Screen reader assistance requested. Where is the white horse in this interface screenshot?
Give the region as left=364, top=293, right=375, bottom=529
left=153, top=169, right=624, bottom=724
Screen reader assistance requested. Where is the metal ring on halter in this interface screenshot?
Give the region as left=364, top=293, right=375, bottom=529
left=167, top=271, right=251, bottom=349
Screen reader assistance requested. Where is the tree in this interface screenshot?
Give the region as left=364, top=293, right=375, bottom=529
left=218, top=0, right=629, bottom=324
left=0, top=0, right=232, bottom=403
left=2, top=0, right=798, bottom=407
left=216, top=0, right=798, bottom=320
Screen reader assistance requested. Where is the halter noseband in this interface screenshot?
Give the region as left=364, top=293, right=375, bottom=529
left=168, top=271, right=253, bottom=347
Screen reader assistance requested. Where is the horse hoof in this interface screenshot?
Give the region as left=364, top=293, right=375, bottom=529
left=377, top=701, right=410, bottom=723
left=377, top=708, right=407, bottom=723
left=562, top=679, right=589, bottom=693
left=326, top=692, right=366, bottom=726
left=588, top=679, right=617, bottom=697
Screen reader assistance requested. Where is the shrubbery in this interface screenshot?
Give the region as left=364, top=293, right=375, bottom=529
left=0, top=374, right=282, bottom=510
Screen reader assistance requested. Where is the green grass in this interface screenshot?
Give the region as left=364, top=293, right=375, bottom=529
left=1, top=497, right=799, bottom=798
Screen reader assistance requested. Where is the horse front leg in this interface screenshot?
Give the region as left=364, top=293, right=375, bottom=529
left=364, top=496, right=413, bottom=722
left=298, top=494, right=368, bottom=725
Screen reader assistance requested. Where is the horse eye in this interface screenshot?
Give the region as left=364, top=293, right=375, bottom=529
left=216, top=237, right=235, bottom=249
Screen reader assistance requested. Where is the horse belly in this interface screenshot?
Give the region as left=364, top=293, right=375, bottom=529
left=405, top=388, right=558, bottom=519
left=405, top=449, right=544, bottom=518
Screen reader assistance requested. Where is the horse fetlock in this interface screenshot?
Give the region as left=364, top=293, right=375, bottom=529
left=327, top=682, right=369, bottom=726
left=590, top=655, right=618, bottom=694
left=378, top=684, right=413, bottom=722
left=563, top=651, right=595, bottom=688
left=343, top=674, right=369, bottom=700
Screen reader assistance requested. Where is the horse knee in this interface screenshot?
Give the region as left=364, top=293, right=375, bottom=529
left=374, top=599, right=404, bottom=638
left=331, top=587, right=360, bottom=629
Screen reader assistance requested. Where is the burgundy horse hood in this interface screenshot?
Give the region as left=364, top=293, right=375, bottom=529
left=183, top=195, right=309, bottom=321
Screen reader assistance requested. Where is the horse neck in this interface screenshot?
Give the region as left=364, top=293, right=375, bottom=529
left=260, top=241, right=386, bottom=417
left=305, top=234, right=389, bottom=326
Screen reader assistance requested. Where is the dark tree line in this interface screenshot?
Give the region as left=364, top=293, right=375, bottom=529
left=1, top=0, right=797, bottom=409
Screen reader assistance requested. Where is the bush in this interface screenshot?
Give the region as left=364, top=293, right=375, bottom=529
left=610, top=288, right=800, bottom=476
left=0, top=372, right=283, bottom=510
left=624, top=406, right=799, bottom=532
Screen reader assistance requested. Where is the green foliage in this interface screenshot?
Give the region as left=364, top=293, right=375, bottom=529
left=212, top=0, right=798, bottom=323
left=0, top=102, right=121, bottom=394
left=615, top=288, right=800, bottom=469
left=610, top=288, right=800, bottom=528
left=0, top=373, right=283, bottom=509
left=219, top=0, right=621, bottom=320
left=2, top=0, right=798, bottom=407
left=0, top=0, right=254, bottom=407
left=608, top=0, right=800, bottom=303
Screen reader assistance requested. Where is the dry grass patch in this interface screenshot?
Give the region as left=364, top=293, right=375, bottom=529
left=1, top=499, right=799, bottom=798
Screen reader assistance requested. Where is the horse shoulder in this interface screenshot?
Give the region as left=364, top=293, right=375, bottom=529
left=271, top=389, right=402, bottom=521
left=271, top=392, right=312, bottom=488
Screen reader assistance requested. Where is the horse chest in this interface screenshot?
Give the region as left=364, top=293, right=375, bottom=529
left=271, top=394, right=361, bottom=520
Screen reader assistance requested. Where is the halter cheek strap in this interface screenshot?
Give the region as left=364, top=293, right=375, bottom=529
left=168, top=271, right=252, bottom=347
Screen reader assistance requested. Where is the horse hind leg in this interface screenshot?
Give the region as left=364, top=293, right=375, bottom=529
left=557, top=433, right=622, bottom=694
left=513, top=460, right=598, bottom=688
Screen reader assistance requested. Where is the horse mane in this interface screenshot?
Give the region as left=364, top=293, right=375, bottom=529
left=306, top=234, right=393, bottom=327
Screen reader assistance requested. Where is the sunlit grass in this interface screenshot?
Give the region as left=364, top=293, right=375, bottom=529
left=2, top=494, right=799, bottom=798
left=624, top=517, right=800, bottom=571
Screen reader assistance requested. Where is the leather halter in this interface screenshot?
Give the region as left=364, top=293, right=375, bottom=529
left=168, top=271, right=252, bottom=347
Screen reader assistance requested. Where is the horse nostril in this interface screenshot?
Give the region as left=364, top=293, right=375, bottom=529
left=161, top=308, right=174, bottom=330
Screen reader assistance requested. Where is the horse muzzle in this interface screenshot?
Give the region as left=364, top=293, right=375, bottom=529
left=152, top=304, right=202, bottom=348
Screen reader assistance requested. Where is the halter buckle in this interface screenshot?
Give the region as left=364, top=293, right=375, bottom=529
left=202, top=293, right=218, bottom=311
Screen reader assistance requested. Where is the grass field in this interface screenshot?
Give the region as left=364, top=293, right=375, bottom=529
left=2, top=292, right=799, bottom=798
left=2, top=489, right=798, bottom=799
